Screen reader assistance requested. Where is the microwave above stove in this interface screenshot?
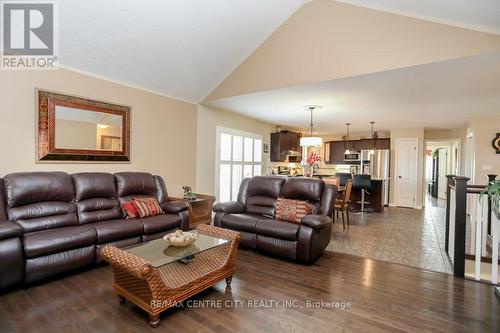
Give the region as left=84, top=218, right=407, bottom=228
left=344, top=152, right=360, bottom=162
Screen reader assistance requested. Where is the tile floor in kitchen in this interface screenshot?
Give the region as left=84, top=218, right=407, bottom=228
left=326, top=194, right=453, bottom=274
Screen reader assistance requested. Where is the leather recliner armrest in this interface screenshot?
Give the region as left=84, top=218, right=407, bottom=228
left=0, top=221, right=23, bottom=240
left=213, top=202, right=245, bottom=214
left=301, top=214, right=332, bottom=230
left=161, top=200, right=189, bottom=213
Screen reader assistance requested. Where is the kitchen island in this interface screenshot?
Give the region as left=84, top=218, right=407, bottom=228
left=282, top=175, right=387, bottom=213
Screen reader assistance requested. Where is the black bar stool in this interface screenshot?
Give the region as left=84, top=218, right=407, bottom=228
left=353, top=174, right=372, bottom=214
left=334, top=173, right=352, bottom=187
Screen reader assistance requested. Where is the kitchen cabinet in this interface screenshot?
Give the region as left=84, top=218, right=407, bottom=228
left=354, top=139, right=374, bottom=150
left=375, top=138, right=390, bottom=149
left=325, top=138, right=390, bottom=164
left=270, top=131, right=301, bottom=162
left=325, top=141, right=346, bottom=164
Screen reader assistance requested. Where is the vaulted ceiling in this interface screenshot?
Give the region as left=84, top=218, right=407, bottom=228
left=205, top=52, right=500, bottom=133
left=58, top=0, right=500, bottom=120
left=58, top=0, right=308, bottom=102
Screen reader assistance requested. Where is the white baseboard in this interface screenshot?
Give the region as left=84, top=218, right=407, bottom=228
left=388, top=203, right=422, bottom=209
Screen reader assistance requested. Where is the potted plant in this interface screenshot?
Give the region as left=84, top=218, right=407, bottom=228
left=482, top=180, right=500, bottom=219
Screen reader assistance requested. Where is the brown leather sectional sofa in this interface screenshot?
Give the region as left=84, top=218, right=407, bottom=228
left=0, top=171, right=189, bottom=290
left=213, top=176, right=336, bottom=264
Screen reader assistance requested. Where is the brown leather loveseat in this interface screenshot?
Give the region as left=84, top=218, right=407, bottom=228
left=213, top=176, right=336, bottom=264
left=0, top=171, right=189, bottom=290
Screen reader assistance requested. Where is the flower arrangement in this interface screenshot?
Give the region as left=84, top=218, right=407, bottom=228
left=307, top=152, right=320, bottom=166
left=304, top=152, right=320, bottom=177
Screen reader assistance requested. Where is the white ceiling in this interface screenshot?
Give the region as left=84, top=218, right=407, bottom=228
left=205, top=52, right=500, bottom=134
left=336, top=0, right=500, bottom=34
left=56, top=0, right=500, bottom=104
left=58, top=0, right=308, bottom=103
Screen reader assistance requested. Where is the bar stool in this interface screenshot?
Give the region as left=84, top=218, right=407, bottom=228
left=353, top=174, right=372, bottom=214
left=335, top=173, right=352, bottom=187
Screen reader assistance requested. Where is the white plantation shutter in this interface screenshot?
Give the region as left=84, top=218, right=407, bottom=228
left=216, top=127, right=263, bottom=201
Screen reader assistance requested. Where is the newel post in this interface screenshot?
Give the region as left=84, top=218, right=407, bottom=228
left=453, top=176, right=470, bottom=278
left=445, top=175, right=456, bottom=253
left=487, top=174, right=497, bottom=236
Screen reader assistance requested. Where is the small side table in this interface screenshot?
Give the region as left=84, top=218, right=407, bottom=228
left=171, top=193, right=215, bottom=229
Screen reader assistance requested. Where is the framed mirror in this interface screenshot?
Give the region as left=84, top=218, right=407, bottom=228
left=37, top=90, right=130, bottom=162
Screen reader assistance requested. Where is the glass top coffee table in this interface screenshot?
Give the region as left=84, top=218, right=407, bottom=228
left=124, top=232, right=229, bottom=267
left=101, top=225, right=240, bottom=327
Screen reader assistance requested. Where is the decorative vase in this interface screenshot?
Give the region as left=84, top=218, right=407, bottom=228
left=307, top=165, right=314, bottom=178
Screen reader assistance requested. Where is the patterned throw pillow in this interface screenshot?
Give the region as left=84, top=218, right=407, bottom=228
left=275, top=198, right=315, bottom=224
left=131, top=198, right=164, bottom=218
left=121, top=202, right=139, bottom=219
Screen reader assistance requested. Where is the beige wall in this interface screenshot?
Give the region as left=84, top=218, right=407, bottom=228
left=390, top=128, right=425, bottom=208
left=195, top=105, right=274, bottom=195
left=0, top=68, right=197, bottom=196
left=206, top=0, right=500, bottom=101
left=56, top=119, right=97, bottom=150
left=469, top=115, right=500, bottom=184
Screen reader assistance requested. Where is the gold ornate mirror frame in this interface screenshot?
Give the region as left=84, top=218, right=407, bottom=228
left=37, top=90, right=130, bottom=162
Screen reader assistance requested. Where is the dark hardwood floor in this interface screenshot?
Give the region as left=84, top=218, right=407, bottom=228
left=0, top=250, right=498, bottom=333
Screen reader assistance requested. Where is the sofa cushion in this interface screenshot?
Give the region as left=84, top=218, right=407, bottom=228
left=23, top=225, right=97, bottom=258
left=0, top=221, right=23, bottom=240
left=4, top=172, right=74, bottom=208
left=72, top=173, right=117, bottom=201
left=281, top=177, right=324, bottom=204
left=275, top=198, right=315, bottom=224
left=220, top=213, right=264, bottom=233
left=4, top=172, right=78, bottom=232
left=122, top=201, right=139, bottom=218
left=76, top=198, right=123, bottom=224
left=132, top=198, right=164, bottom=217
left=247, top=176, right=284, bottom=198
left=8, top=201, right=78, bottom=233
left=140, top=214, right=181, bottom=235
left=72, top=173, right=123, bottom=224
left=245, top=196, right=277, bottom=217
left=255, top=219, right=300, bottom=241
left=88, top=219, right=143, bottom=244
left=115, top=172, right=156, bottom=198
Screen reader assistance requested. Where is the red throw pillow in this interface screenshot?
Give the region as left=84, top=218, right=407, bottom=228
left=132, top=198, right=164, bottom=218
left=122, top=202, right=139, bottom=219
left=275, top=198, right=314, bottom=224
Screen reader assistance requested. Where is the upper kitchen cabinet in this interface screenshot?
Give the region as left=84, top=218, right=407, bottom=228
left=374, top=138, right=390, bottom=149
left=325, top=141, right=346, bottom=164
left=324, top=138, right=390, bottom=164
left=270, top=131, right=301, bottom=162
left=354, top=139, right=374, bottom=150
left=353, top=139, right=390, bottom=150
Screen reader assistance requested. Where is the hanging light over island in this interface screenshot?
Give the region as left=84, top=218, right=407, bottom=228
left=300, top=105, right=322, bottom=147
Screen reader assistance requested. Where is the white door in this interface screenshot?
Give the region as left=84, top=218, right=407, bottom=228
left=395, top=138, right=418, bottom=208
left=437, top=148, right=448, bottom=199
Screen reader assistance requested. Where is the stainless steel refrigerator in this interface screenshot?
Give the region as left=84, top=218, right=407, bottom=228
left=362, top=149, right=390, bottom=206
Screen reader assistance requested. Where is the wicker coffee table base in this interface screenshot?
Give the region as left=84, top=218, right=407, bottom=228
left=101, top=224, right=240, bottom=327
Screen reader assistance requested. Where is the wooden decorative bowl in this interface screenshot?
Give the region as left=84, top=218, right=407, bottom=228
left=163, top=231, right=199, bottom=247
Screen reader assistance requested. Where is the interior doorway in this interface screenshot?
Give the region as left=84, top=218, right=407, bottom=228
left=424, top=139, right=461, bottom=203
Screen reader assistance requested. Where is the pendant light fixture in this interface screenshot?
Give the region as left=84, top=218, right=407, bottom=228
left=344, top=123, right=351, bottom=154
left=369, top=121, right=376, bottom=155
left=299, top=105, right=322, bottom=147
